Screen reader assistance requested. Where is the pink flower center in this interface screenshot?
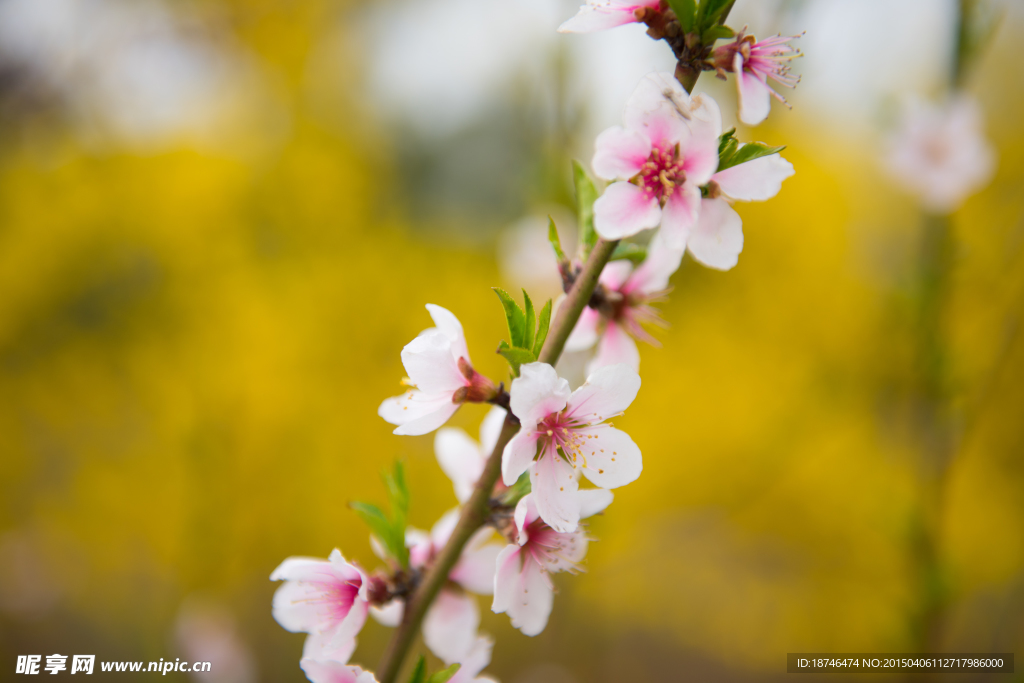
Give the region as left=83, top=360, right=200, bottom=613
left=523, top=520, right=584, bottom=573
left=536, top=412, right=587, bottom=466
left=308, top=575, right=360, bottom=626
left=635, top=146, right=686, bottom=204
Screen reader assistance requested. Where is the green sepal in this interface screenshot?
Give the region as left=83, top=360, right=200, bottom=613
left=532, top=299, right=551, bottom=358
left=493, top=288, right=528, bottom=348
left=427, top=664, right=461, bottom=683
left=716, top=139, right=786, bottom=173
left=497, top=341, right=537, bottom=377
left=407, top=657, right=428, bottom=683
left=609, top=242, right=647, bottom=264
left=572, top=160, right=599, bottom=258
left=548, top=217, right=567, bottom=264
left=500, top=469, right=533, bottom=507
left=665, top=0, right=696, bottom=32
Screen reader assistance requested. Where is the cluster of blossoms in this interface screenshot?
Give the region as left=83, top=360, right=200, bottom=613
left=270, top=2, right=802, bottom=682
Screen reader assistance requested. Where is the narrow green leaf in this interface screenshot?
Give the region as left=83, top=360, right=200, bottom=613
left=548, top=217, right=567, bottom=263
left=572, top=160, right=598, bottom=257
left=701, top=23, right=734, bottom=44
left=493, top=287, right=527, bottom=348
left=522, top=290, right=536, bottom=352
left=665, top=0, right=696, bottom=32
left=609, top=242, right=647, bottom=264
left=381, top=462, right=410, bottom=567
left=717, top=141, right=786, bottom=173
left=498, top=346, right=537, bottom=377
left=532, top=299, right=552, bottom=357
left=406, top=656, right=428, bottom=683
left=696, top=0, right=734, bottom=32
left=427, top=664, right=462, bottom=683
left=718, top=128, right=737, bottom=156
left=350, top=502, right=394, bottom=552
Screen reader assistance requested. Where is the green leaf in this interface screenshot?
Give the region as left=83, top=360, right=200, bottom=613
left=407, top=656, right=428, bottom=683
left=498, top=345, right=537, bottom=377
left=532, top=299, right=552, bottom=358
left=696, top=0, right=734, bottom=32
left=493, top=288, right=527, bottom=348
left=718, top=128, right=737, bottom=156
left=572, top=160, right=598, bottom=257
left=665, top=0, right=696, bottom=32
left=350, top=501, right=398, bottom=557
left=381, top=463, right=409, bottom=565
left=547, top=217, right=567, bottom=263
left=701, top=23, right=734, bottom=44
left=609, top=242, right=647, bottom=264
left=522, top=290, right=536, bottom=352
left=717, top=140, right=786, bottom=173
left=427, top=664, right=462, bottom=683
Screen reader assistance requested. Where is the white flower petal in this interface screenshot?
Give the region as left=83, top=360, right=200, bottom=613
left=401, top=331, right=466, bottom=395
left=587, top=322, right=640, bottom=374
left=451, top=528, right=503, bottom=595
left=658, top=185, right=700, bottom=249
left=623, top=72, right=692, bottom=148
left=564, top=306, right=602, bottom=352
left=623, top=229, right=684, bottom=294
left=369, top=600, right=404, bottom=627
left=423, top=589, right=480, bottom=665
left=714, top=153, right=794, bottom=202
left=509, top=553, right=554, bottom=636
left=425, top=303, right=470, bottom=363
left=593, top=181, right=661, bottom=240
left=531, top=454, right=581, bottom=533
left=478, top=406, right=507, bottom=455
left=300, top=659, right=379, bottom=683
left=508, top=362, right=571, bottom=427
left=578, top=488, right=614, bottom=518
left=502, top=431, right=540, bottom=486
left=566, top=362, right=641, bottom=422
left=435, top=428, right=485, bottom=503
left=491, top=544, right=521, bottom=617
left=579, top=425, right=643, bottom=489
left=687, top=197, right=743, bottom=271
left=592, top=126, right=651, bottom=180
left=735, top=55, right=772, bottom=126
left=557, top=3, right=639, bottom=33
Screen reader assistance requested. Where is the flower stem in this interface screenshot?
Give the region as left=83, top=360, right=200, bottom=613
left=374, top=46, right=719, bottom=682
left=374, top=239, right=618, bottom=683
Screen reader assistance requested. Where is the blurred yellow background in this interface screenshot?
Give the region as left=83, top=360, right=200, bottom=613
left=1, top=0, right=1022, bottom=681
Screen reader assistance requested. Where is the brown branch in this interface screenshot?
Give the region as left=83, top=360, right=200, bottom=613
left=374, top=32, right=721, bottom=681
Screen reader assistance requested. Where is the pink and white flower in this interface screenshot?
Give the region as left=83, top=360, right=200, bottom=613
left=502, top=362, right=641, bottom=533
left=692, top=151, right=795, bottom=270
left=557, top=0, right=661, bottom=34
left=371, top=510, right=503, bottom=665
left=446, top=636, right=498, bottom=683
left=492, top=490, right=613, bottom=636
left=434, top=406, right=508, bottom=503
left=270, top=550, right=370, bottom=665
left=565, top=231, right=684, bottom=373
left=713, top=32, right=802, bottom=126
left=885, top=95, right=995, bottom=214
left=299, top=660, right=379, bottom=683
left=379, top=305, right=497, bottom=436
left=591, top=72, right=720, bottom=248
